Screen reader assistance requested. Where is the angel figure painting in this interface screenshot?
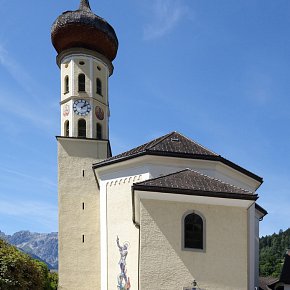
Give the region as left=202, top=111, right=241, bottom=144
left=116, top=236, right=131, bottom=290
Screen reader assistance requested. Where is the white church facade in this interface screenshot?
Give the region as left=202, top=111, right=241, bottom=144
left=51, top=1, right=267, bottom=289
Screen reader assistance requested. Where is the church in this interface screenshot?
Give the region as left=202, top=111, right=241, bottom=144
left=51, top=1, right=267, bottom=289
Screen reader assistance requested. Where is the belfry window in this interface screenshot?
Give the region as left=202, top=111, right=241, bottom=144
left=78, top=74, right=86, bottom=92
left=64, top=120, right=69, bottom=137
left=183, top=212, right=204, bottom=250
left=96, top=123, right=102, bottom=140
left=96, top=78, right=102, bottom=95
left=64, top=75, right=69, bottom=93
left=78, top=119, right=86, bottom=138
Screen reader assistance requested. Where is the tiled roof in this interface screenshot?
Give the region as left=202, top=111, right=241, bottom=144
left=93, top=131, right=262, bottom=183
left=259, top=276, right=279, bottom=290
left=96, top=131, right=217, bottom=163
left=133, top=169, right=258, bottom=200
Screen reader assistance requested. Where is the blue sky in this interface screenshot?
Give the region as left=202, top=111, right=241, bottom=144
left=0, top=0, right=289, bottom=237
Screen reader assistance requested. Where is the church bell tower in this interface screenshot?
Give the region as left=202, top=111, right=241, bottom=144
left=51, top=1, right=118, bottom=289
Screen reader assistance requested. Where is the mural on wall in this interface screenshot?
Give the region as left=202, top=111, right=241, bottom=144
left=116, top=236, right=131, bottom=290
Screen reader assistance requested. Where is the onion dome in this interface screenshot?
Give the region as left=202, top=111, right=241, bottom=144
left=51, top=0, right=118, bottom=62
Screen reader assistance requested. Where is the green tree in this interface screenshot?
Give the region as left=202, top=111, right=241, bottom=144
left=0, top=239, right=57, bottom=290
left=260, top=228, right=290, bottom=278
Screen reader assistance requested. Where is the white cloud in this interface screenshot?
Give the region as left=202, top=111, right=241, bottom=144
left=0, top=44, right=57, bottom=130
left=0, top=86, right=56, bottom=130
left=0, top=45, right=39, bottom=98
left=143, top=0, right=190, bottom=40
left=0, top=167, right=57, bottom=189
left=0, top=199, right=57, bottom=231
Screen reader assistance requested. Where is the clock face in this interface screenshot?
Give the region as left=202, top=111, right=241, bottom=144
left=73, top=99, right=91, bottom=116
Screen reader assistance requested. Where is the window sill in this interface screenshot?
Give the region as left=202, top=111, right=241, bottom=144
left=182, top=247, right=205, bottom=253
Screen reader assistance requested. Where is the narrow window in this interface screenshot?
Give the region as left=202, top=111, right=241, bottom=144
left=64, top=75, right=69, bottom=93
left=78, top=119, right=86, bottom=138
left=96, top=78, right=102, bottom=95
left=78, top=73, right=86, bottom=92
left=82, top=235, right=85, bottom=243
left=184, top=212, right=204, bottom=250
left=96, top=123, right=102, bottom=140
left=64, top=120, right=69, bottom=137
left=82, top=203, right=85, bottom=210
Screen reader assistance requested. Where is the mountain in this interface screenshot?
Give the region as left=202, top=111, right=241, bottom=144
left=1, top=227, right=289, bottom=274
left=0, top=230, right=58, bottom=269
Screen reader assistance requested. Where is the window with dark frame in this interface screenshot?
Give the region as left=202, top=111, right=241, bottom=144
left=78, top=73, right=86, bottom=92
left=96, top=78, right=102, bottom=95
left=184, top=212, right=203, bottom=250
left=96, top=123, right=102, bottom=140
left=64, top=75, right=69, bottom=93
left=65, top=120, right=69, bottom=137
left=78, top=119, right=86, bottom=137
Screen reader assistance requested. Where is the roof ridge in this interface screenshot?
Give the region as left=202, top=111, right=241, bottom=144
left=135, top=168, right=189, bottom=185
left=136, top=168, right=253, bottom=195
left=185, top=168, right=253, bottom=194
left=146, top=131, right=175, bottom=150
left=177, top=131, right=219, bottom=156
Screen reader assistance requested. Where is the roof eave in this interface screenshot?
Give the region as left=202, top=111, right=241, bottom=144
left=255, top=203, right=268, bottom=217
left=93, top=150, right=263, bottom=184
left=132, top=184, right=258, bottom=201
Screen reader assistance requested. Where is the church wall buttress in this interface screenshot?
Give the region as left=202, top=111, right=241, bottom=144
left=105, top=175, right=144, bottom=290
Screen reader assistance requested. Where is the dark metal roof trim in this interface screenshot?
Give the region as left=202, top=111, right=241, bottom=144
left=132, top=184, right=258, bottom=201
left=255, top=203, right=268, bottom=216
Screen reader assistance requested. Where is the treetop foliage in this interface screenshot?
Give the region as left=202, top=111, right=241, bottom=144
left=0, top=238, right=57, bottom=290
left=260, top=228, right=290, bottom=278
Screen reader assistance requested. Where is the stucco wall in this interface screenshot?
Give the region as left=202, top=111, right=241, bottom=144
left=106, top=176, right=143, bottom=290
left=139, top=199, right=248, bottom=290
left=58, top=138, right=106, bottom=290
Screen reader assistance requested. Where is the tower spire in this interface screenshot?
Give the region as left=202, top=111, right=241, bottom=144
left=79, top=0, right=91, bottom=11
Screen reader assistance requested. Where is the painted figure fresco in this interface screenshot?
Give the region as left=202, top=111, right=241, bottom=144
left=116, top=236, right=131, bottom=290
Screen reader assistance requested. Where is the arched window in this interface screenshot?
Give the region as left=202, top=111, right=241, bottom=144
left=183, top=212, right=204, bottom=250
left=78, top=74, right=86, bottom=92
left=64, top=120, right=69, bottom=137
left=96, top=123, right=102, bottom=140
left=78, top=119, right=86, bottom=137
left=96, top=78, right=102, bottom=95
left=64, top=75, right=69, bottom=93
